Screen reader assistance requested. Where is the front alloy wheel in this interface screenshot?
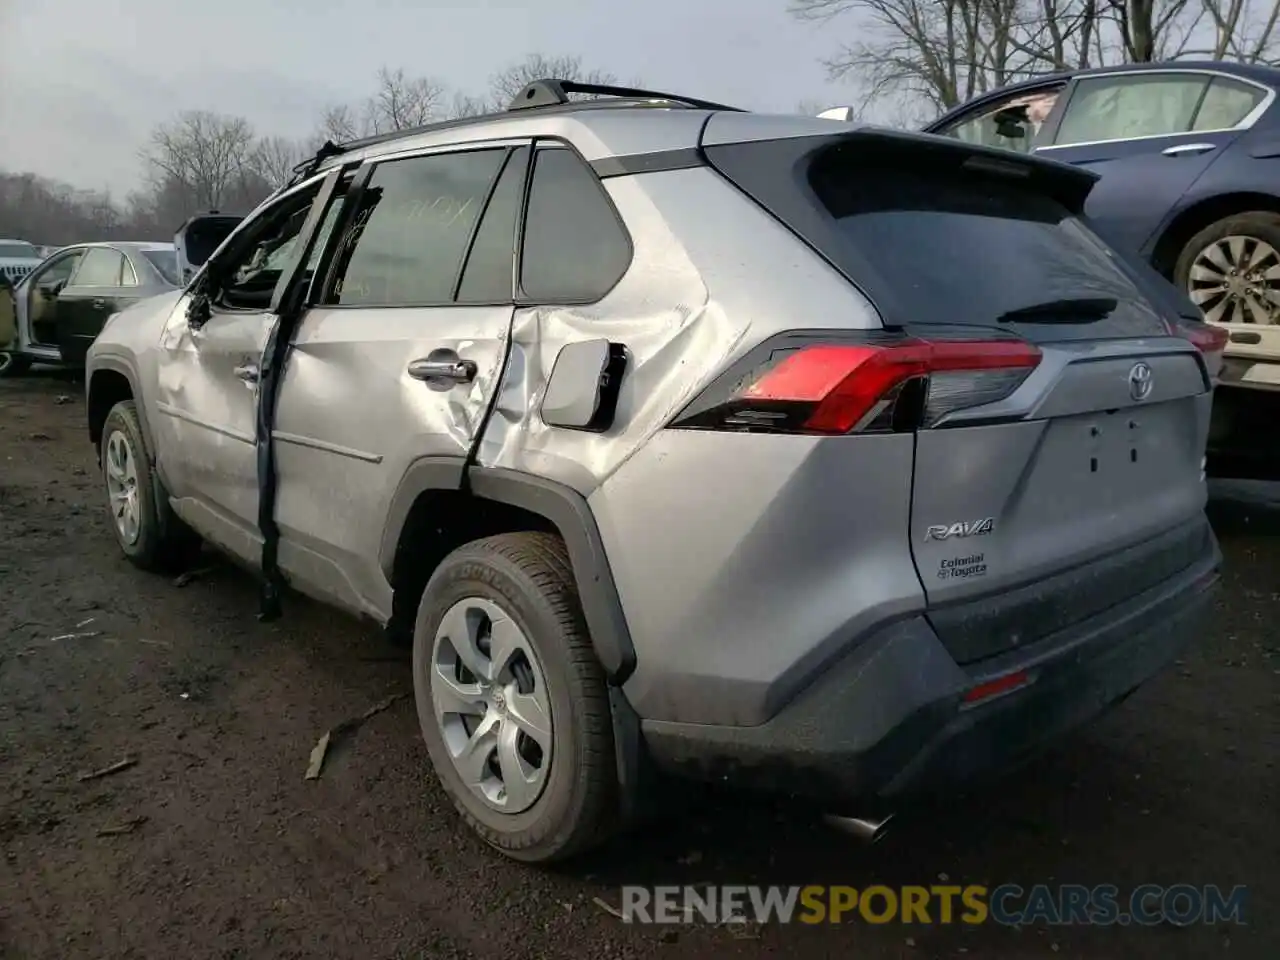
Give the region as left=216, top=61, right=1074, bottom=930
left=104, top=429, right=142, bottom=545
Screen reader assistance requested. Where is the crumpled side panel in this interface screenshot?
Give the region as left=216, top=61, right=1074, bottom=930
left=475, top=172, right=746, bottom=494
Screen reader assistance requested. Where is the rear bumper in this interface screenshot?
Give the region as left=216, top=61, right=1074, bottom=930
left=640, top=530, right=1220, bottom=801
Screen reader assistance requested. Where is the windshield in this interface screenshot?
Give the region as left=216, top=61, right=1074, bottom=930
left=142, top=249, right=180, bottom=285
left=0, top=242, right=39, bottom=259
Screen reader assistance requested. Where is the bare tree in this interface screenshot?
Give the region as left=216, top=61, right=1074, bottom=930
left=1198, top=0, right=1280, bottom=61
left=316, top=103, right=365, bottom=143
left=791, top=0, right=1280, bottom=116
left=250, top=136, right=308, bottom=188
left=368, top=67, right=449, bottom=131
left=316, top=67, right=450, bottom=143
left=486, top=53, right=618, bottom=107
left=790, top=0, right=1049, bottom=112
left=314, top=54, right=624, bottom=147
left=141, top=111, right=258, bottom=210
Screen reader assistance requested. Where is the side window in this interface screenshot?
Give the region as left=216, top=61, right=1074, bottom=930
left=33, top=251, right=84, bottom=289
left=213, top=182, right=334, bottom=311
left=71, top=248, right=126, bottom=286
left=1054, top=74, right=1209, bottom=146
left=1194, top=76, right=1267, bottom=131
left=329, top=149, right=505, bottom=307
left=456, top=147, right=529, bottom=303
left=519, top=146, right=631, bottom=302
left=121, top=256, right=139, bottom=287
left=942, top=88, right=1062, bottom=154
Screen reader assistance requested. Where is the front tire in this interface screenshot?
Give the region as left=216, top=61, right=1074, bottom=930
left=412, top=532, right=619, bottom=863
left=1175, top=212, right=1280, bottom=326
left=100, top=400, right=201, bottom=572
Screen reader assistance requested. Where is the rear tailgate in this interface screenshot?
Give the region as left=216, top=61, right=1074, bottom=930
left=703, top=121, right=1217, bottom=664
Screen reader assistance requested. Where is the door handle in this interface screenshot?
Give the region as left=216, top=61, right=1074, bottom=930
left=407, top=356, right=477, bottom=384
left=1162, top=142, right=1217, bottom=156
left=91, top=298, right=107, bottom=309
left=234, top=363, right=260, bottom=383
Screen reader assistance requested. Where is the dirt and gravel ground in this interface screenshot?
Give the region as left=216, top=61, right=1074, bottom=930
left=1, top=372, right=1276, bottom=960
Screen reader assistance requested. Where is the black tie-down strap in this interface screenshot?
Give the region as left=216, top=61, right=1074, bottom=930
left=254, top=318, right=289, bottom=621
left=251, top=166, right=346, bottom=622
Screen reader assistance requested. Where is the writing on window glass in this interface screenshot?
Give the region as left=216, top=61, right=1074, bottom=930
left=331, top=149, right=506, bottom=307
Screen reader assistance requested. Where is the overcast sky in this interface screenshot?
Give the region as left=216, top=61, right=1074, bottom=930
left=0, top=0, right=855, bottom=196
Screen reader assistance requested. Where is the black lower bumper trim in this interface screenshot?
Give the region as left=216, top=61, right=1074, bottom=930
left=641, top=548, right=1219, bottom=802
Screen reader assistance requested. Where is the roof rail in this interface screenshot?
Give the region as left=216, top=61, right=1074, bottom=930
left=508, top=78, right=743, bottom=113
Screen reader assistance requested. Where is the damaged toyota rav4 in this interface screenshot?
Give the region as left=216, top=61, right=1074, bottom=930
left=85, top=79, right=1225, bottom=863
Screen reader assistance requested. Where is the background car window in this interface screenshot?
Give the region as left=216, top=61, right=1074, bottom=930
left=456, top=147, right=528, bottom=303
left=1193, top=76, right=1267, bottom=130
left=330, top=149, right=504, bottom=306
left=1054, top=74, right=1209, bottom=145
left=71, top=248, right=125, bottom=286
left=35, top=252, right=84, bottom=287
left=120, top=257, right=139, bottom=287
left=519, top=147, right=630, bottom=302
left=944, top=89, right=1061, bottom=154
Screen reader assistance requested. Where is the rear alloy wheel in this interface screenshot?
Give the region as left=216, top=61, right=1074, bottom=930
left=1176, top=212, right=1280, bottom=326
left=413, top=532, right=618, bottom=863
left=0, top=351, right=32, bottom=378
left=431, top=595, right=554, bottom=814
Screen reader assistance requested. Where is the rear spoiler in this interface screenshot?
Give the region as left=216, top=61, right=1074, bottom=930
left=702, top=118, right=1101, bottom=214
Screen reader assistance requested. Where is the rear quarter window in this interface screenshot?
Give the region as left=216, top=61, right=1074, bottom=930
left=519, top=146, right=631, bottom=303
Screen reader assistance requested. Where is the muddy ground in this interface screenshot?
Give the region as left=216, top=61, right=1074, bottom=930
left=1, top=372, right=1276, bottom=960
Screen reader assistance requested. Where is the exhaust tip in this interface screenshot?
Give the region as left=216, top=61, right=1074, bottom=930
left=824, top=812, right=894, bottom=844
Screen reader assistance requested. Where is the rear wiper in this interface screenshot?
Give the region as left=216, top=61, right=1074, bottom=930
left=996, top=297, right=1118, bottom=324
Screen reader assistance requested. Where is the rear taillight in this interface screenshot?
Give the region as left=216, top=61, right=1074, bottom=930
left=1174, top=319, right=1228, bottom=383
left=1181, top=320, right=1229, bottom=358
left=671, top=335, right=1042, bottom=435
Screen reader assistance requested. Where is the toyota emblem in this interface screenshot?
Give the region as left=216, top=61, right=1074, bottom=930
left=1128, top=362, right=1154, bottom=402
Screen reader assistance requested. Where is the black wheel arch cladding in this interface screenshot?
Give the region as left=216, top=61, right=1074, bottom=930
left=381, top=463, right=637, bottom=685
left=467, top=468, right=637, bottom=685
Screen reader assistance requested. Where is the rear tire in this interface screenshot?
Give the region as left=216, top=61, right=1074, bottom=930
left=100, top=400, right=201, bottom=572
left=0, top=351, right=32, bottom=378
left=1174, top=212, right=1280, bottom=327
left=412, top=532, right=619, bottom=863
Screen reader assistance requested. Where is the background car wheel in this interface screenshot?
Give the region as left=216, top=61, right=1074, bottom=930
left=413, top=531, right=619, bottom=864
left=100, top=400, right=201, bottom=572
left=1175, top=212, right=1280, bottom=327
left=0, top=351, right=32, bottom=378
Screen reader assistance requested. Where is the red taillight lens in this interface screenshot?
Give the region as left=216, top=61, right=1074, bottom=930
left=962, top=669, right=1032, bottom=705
left=672, top=335, right=1041, bottom=435
left=1181, top=320, right=1229, bottom=357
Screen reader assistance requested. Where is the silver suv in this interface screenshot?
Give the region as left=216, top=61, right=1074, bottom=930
left=85, top=80, right=1225, bottom=863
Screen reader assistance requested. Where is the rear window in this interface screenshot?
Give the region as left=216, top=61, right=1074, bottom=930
left=706, top=134, right=1172, bottom=341
left=808, top=148, right=1167, bottom=339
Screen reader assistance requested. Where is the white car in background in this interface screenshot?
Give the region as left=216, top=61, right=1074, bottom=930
left=0, top=239, right=44, bottom=285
